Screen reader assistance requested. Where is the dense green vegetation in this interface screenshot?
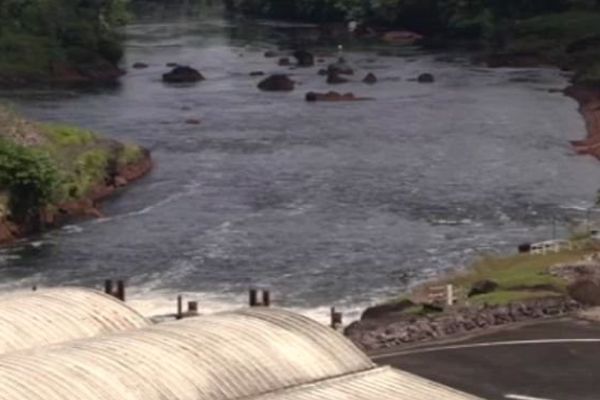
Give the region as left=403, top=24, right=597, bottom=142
left=0, top=0, right=128, bottom=83
left=225, top=0, right=593, bottom=30
left=0, top=106, right=145, bottom=224
left=0, top=139, right=58, bottom=222
left=226, top=0, right=600, bottom=83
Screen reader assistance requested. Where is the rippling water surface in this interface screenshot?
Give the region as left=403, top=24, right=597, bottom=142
left=0, top=12, right=598, bottom=320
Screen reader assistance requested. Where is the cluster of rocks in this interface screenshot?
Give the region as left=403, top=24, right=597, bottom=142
left=144, top=46, right=435, bottom=99
left=550, top=261, right=600, bottom=283
left=345, top=297, right=582, bottom=351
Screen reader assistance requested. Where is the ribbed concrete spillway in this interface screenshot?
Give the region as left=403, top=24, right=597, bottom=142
left=0, top=288, right=149, bottom=355
left=0, top=307, right=481, bottom=400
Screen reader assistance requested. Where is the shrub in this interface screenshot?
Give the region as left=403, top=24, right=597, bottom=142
left=0, top=139, right=59, bottom=222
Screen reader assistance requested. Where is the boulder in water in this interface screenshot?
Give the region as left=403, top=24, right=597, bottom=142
left=363, top=73, right=377, bottom=84
left=249, top=71, right=265, bottom=76
left=305, top=91, right=369, bottom=102
left=278, top=57, right=291, bottom=66
left=257, top=74, right=295, bottom=91
left=328, top=58, right=354, bottom=75
left=327, top=71, right=349, bottom=84
left=293, top=50, right=315, bottom=67
left=132, top=62, right=148, bottom=69
left=162, top=66, right=204, bottom=83
left=417, top=73, right=435, bottom=83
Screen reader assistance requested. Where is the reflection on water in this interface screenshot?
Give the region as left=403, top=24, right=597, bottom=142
left=0, top=11, right=598, bottom=321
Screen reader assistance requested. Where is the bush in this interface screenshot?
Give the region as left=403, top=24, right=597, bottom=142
left=0, top=139, right=59, bottom=222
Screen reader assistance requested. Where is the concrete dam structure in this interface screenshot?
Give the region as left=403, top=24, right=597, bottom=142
left=0, top=288, right=149, bottom=354
left=0, top=290, right=480, bottom=399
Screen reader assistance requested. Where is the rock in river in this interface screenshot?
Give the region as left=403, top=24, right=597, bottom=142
left=417, top=73, right=435, bottom=83
left=257, top=74, right=295, bottom=91
left=293, top=50, right=315, bottom=67
left=162, top=66, right=205, bottom=83
left=328, top=58, right=354, bottom=75
left=363, top=73, right=378, bottom=84
left=327, top=71, right=349, bottom=84
left=305, top=91, right=369, bottom=102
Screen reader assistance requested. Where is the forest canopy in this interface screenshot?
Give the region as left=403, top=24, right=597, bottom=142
left=0, top=0, right=128, bottom=82
left=225, top=0, right=599, bottom=34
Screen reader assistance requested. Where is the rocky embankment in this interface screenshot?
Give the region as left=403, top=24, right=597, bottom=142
left=565, top=85, right=600, bottom=160
left=346, top=297, right=582, bottom=351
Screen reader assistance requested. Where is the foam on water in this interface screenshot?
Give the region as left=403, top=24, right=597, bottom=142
left=126, top=287, right=373, bottom=325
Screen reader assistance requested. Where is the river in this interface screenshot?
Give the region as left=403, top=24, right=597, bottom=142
left=0, top=11, right=598, bottom=322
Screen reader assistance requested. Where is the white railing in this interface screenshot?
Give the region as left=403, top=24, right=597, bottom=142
left=427, top=284, right=462, bottom=306
left=530, top=239, right=573, bottom=255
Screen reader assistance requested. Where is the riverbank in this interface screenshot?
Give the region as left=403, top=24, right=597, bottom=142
left=0, top=107, right=152, bottom=246
left=346, top=241, right=600, bottom=350
left=566, top=85, right=600, bottom=160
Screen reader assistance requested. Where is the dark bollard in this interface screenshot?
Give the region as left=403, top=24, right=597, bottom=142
left=330, top=307, right=343, bottom=329
left=262, top=290, right=271, bottom=307
left=187, top=301, right=199, bottom=316
left=518, top=243, right=532, bottom=254
left=116, top=280, right=126, bottom=302
left=104, top=279, right=114, bottom=296
left=249, top=289, right=259, bottom=307
left=176, top=295, right=183, bottom=320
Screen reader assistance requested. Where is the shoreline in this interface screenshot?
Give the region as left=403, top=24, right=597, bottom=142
left=347, top=78, right=600, bottom=349
left=0, top=149, right=153, bottom=246
left=565, top=84, right=600, bottom=160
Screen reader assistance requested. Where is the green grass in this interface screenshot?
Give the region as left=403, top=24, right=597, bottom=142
left=65, top=149, right=110, bottom=198
left=117, top=143, right=144, bottom=167
left=450, top=251, right=586, bottom=291
left=42, top=124, right=96, bottom=147
left=469, top=290, right=564, bottom=306
left=382, top=249, right=592, bottom=310
left=448, top=250, right=594, bottom=306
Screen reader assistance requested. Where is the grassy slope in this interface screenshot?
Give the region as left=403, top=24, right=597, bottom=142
left=40, top=123, right=144, bottom=201
left=382, top=245, right=596, bottom=314
left=0, top=106, right=145, bottom=220
left=448, top=250, right=588, bottom=305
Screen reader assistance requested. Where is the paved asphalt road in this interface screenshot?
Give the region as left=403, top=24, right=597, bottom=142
left=371, top=318, right=600, bottom=400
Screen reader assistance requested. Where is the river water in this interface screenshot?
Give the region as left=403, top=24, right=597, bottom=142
left=0, top=12, right=598, bottom=321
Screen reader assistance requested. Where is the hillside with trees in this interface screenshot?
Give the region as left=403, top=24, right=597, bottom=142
left=0, top=0, right=128, bottom=86
left=225, top=0, right=600, bottom=84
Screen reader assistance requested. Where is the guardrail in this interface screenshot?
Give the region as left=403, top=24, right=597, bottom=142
left=530, top=239, right=573, bottom=255
left=427, top=284, right=463, bottom=307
